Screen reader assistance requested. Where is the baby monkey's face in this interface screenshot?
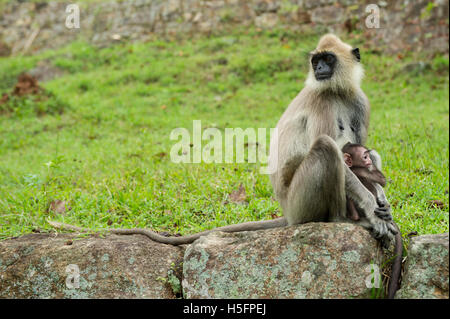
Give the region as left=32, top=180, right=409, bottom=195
left=353, top=146, right=372, bottom=168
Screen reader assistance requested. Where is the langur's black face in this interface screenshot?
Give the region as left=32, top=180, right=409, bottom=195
left=311, top=51, right=336, bottom=81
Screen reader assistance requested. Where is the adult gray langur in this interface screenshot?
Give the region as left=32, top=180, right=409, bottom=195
left=268, top=33, right=397, bottom=244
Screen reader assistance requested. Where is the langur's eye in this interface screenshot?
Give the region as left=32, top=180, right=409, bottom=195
left=326, top=55, right=335, bottom=64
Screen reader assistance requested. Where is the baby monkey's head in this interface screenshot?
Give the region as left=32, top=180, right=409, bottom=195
left=342, top=143, right=372, bottom=168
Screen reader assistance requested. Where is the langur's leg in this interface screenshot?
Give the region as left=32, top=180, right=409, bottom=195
left=283, top=135, right=347, bottom=225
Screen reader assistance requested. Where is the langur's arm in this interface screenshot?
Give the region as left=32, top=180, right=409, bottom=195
left=373, top=183, right=392, bottom=221
left=280, top=153, right=304, bottom=187
left=368, top=149, right=392, bottom=217
left=369, top=149, right=382, bottom=171
left=373, top=183, right=389, bottom=207
left=344, top=165, right=377, bottom=216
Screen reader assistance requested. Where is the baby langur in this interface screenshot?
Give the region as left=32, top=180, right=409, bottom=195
left=342, top=143, right=403, bottom=299
left=342, top=143, right=390, bottom=222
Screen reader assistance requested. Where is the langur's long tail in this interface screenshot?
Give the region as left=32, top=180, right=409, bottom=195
left=387, top=222, right=403, bottom=299
left=47, top=218, right=288, bottom=245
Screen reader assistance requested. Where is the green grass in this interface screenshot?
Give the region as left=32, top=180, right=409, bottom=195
left=0, top=28, right=448, bottom=242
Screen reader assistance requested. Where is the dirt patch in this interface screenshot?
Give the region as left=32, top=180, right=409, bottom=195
left=0, top=73, right=42, bottom=103
left=0, top=73, right=41, bottom=111
left=0, top=73, right=68, bottom=116
left=12, top=73, right=42, bottom=96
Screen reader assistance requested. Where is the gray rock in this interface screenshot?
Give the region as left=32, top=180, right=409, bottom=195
left=310, top=5, right=345, bottom=25
left=182, top=222, right=385, bottom=298
left=253, top=0, right=280, bottom=14
left=0, top=233, right=184, bottom=299
left=0, top=40, right=11, bottom=56
left=396, top=233, right=449, bottom=299
left=302, top=0, right=336, bottom=10
left=161, top=0, right=181, bottom=21
left=0, top=0, right=447, bottom=55
left=255, top=13, right=279, bottom=29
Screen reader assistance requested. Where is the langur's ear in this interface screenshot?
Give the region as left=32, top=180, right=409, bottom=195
left=343, top=153, right=353, bottom=167
left=351, top=48, right=360, bottom=62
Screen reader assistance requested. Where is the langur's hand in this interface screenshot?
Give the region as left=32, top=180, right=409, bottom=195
left=379, top=221, right=398, bottom=249
left=374, top=204, right=393, bottom=221
left=369, top=217, right=397, bottom=245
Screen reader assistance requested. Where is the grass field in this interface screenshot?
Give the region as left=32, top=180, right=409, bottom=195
left=0, top=28, right=448, bottom=242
